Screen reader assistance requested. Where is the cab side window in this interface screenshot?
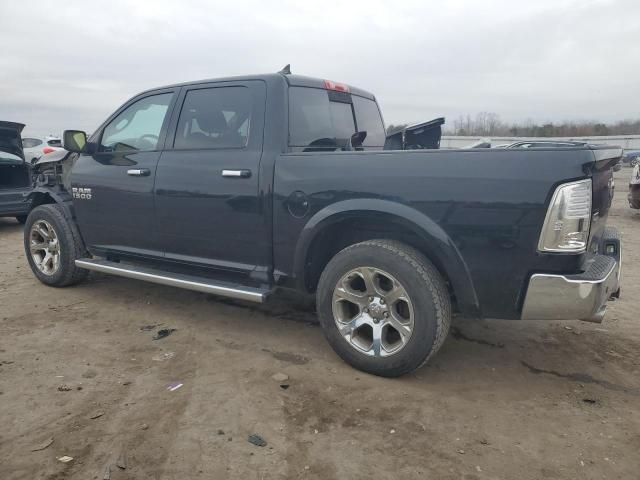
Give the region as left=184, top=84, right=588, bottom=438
left=174, top=87, right=251, bottom=150
left=100, top=93, right=173, bottom=153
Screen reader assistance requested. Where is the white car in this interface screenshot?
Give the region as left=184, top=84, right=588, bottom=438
left=22, top=135, right=64, bottom=163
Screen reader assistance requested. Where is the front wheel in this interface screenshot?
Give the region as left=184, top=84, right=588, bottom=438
left=23, top=204, right=88, bottom=287
left=316, top=240, right=451, bottom=377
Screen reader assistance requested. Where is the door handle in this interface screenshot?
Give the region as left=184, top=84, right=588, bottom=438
left=127, top=168, right=150, bottom=176
left=222, top=169, right=252, bottom=178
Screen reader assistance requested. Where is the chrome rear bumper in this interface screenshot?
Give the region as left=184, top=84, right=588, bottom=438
left=521, top=228, right=621, bottom=323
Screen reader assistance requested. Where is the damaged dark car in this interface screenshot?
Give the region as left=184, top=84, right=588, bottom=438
left=0, top=121, right=32, bottom=223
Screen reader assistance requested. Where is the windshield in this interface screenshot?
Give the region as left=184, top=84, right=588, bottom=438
left=288, top=86, right=385, bottom=151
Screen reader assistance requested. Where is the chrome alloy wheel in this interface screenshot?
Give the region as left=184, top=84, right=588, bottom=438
left=332, top=267, right=414, bottom=357
left=29, top=220, right=61, bottom=276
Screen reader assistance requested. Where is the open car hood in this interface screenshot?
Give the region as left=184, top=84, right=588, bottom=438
left=0, top=121, right=25, bottom=161
left=384, top=117, right=445, bottom=150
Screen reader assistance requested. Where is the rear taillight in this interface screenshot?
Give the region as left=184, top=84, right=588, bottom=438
left=324, top=80, right=350, bottom=93
left=42, top=147, right=56, bottom=155
left=538, top=179, right=592, bottom=253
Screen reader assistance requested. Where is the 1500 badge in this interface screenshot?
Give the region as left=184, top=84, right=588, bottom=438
left=72, top=187, right=92, bottom=200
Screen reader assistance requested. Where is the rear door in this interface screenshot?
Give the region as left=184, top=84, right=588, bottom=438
left=154, top=81, right=268, bottom=274
left=71, top=89, right=177, bottom=257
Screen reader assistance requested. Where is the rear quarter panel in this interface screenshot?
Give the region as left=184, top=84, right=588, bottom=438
left=273, top=148, right=599, bottom=319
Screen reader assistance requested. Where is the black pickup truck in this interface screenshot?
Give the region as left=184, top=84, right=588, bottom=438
left=22, top=72, right=622, bottom=377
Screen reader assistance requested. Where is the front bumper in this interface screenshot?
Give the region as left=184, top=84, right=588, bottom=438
left=521, top=227, right=621, bottom=323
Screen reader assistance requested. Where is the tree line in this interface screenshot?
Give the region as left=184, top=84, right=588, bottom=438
left=387, top=113, right=640, bottom=137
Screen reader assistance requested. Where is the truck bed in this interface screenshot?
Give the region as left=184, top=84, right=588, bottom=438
left=273, top=146, right=620, bottom=319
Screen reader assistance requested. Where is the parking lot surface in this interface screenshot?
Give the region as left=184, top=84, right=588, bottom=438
left=1, top=169, right=639, bottom=480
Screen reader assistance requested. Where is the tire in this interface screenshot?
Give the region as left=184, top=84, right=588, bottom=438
left=24, top=204, right=89, bottom=287
left=317, top=240, right=451, bottom=377
left=15, top=215, right=27, bottom=224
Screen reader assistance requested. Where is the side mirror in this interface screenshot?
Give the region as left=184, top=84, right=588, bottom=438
left=63, top=130, right=88, bottom=153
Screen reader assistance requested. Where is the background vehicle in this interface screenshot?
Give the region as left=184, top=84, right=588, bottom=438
left=622, top=150, right=640, bottom=167
left=500, top=140, right=589, bottom=148
left=629, top=163, right=640, bottom=209
left=22, top=72, right=622, bottom=377
left=22, top=135, right=63, bottom=163
left=0, top=121, right=31, bottom=223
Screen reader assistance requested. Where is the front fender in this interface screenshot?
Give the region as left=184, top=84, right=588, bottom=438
left=293, top=199, right=480, bottom=317
left=28, top=187, right=75, bottom=221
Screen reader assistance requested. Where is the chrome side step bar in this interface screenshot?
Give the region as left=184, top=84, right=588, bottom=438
left=75, top=258, right=268, bottom=303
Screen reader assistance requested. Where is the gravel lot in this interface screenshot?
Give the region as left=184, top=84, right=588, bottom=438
left=1, top=169, right=638, bottom=480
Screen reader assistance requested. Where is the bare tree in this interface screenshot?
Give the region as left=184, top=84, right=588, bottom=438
left=444, top=113, right=640, bottom=137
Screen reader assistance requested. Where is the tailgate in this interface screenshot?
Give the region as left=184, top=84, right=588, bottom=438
left=587, top=146, right=622, bottom=254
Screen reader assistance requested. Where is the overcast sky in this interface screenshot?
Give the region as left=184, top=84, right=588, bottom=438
left=1, top=0, right=639, bottom=136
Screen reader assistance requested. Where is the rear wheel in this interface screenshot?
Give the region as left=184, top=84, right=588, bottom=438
left=24, top=204, right=88, bottom=287
left=316, top=240, right=451, bottom=377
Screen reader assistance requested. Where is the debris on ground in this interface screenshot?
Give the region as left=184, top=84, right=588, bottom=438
left=272, top=372, right=289, bottom=382
left=152, top=352, right=175, bottom=361
left=583, top=398, right=598, bottom=404
left=57, top=455, right=73, bottom=463
left=279, top=384, right=290, bottom=390
left=217, top=429, right=225, bottom=435
left=89, top=411, right=104, bottom=420
left=139, top=324, right=162, bottom=331
left=116, top=450, right=127, bottom=469
left=153, top=328, right=176, bottom=340
left=122, top=380, right=132, bottom=386
left=248, top=434, right=267, bottom=447
left=57, top=385, right=72, bottom=392
left=102, top=464, right=111, bottom=480
left=457, top=449, right=465, bottom=454
left=31, top=437, right=54, bottom=452
left=140, top=423, right=149, bottom=430
left=389, top=429, right=396, bottom=434
left=167, top=382, right=183, bottom=392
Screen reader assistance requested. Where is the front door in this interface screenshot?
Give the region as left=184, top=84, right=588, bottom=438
left=154, top=81, right=269, bottom=276
left=72, top=90, right=177, bottom=257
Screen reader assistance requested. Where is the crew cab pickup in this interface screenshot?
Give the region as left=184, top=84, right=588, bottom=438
left=23, top=72, right=622, bottom=377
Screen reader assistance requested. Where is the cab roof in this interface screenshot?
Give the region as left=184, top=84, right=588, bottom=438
left=143, top=73, right=376, bottom=100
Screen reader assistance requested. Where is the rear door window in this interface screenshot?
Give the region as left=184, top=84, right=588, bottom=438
left=174, top=86, right=252, bottom=150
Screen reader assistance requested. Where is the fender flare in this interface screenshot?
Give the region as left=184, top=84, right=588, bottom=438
left=293, top=199, right=480, bottom=317
left=28, top=187, right=75, bottom=221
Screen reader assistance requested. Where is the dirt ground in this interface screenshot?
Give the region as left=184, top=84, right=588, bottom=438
left=1, top=169, right=639, bottom=480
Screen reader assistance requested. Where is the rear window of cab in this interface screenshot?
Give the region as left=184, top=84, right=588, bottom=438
left=288, top=86, right=386, bottom=151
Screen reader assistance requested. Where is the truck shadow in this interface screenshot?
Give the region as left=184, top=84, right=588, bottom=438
left=75, top=272, right=640, bottom=397
left=0, top=217, right=23, bottom=230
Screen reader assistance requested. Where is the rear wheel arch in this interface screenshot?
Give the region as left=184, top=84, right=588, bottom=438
left=295, top=201, right=480, bottom=318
